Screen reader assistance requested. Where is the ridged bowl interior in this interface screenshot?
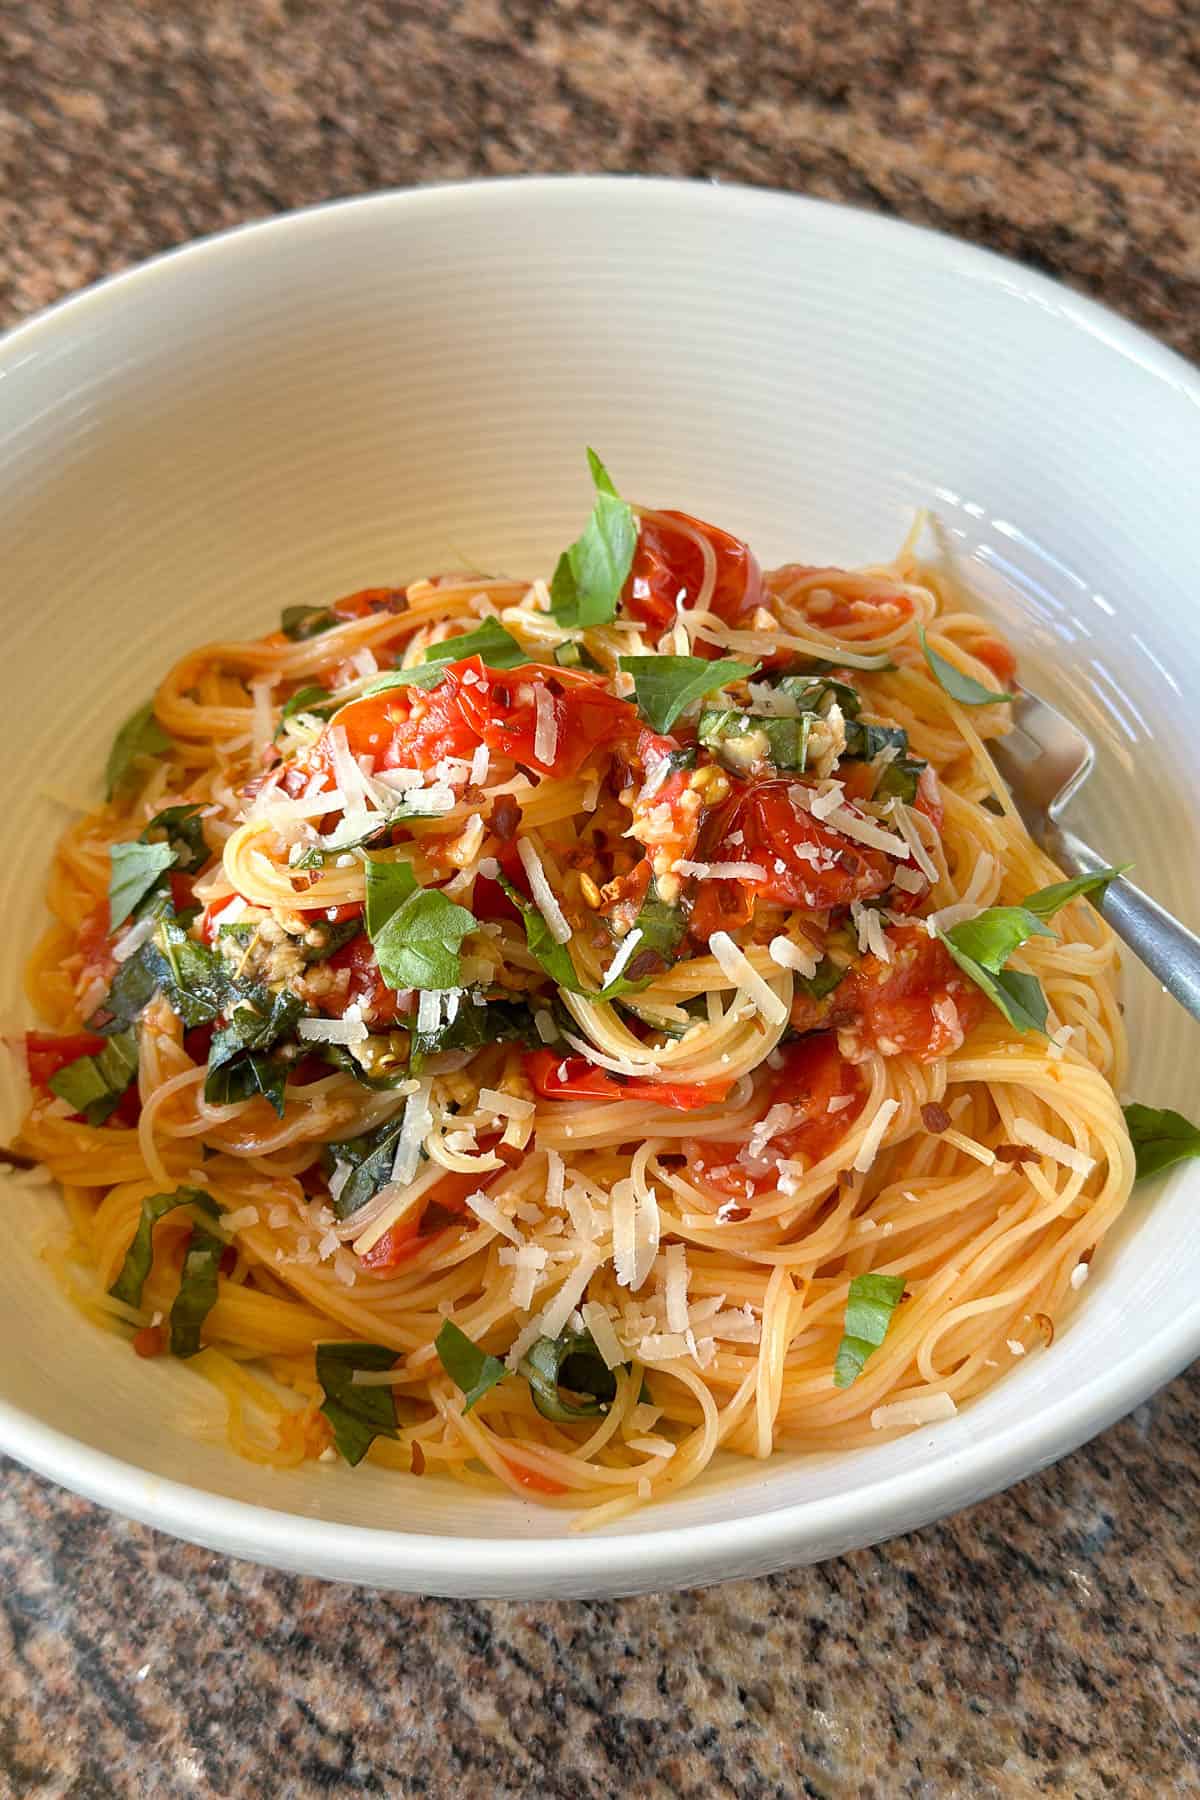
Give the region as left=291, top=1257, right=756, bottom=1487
left=2, top=180, right=1198, bottom=1596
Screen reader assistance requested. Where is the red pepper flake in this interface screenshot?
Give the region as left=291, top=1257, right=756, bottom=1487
left=132, top=1325, right=166, bottom=1359
left=489, top=793, right=521, bottom=840
left=921, top=1102, right=951, bottom=1134
left=718, top=1204, right=751, bottom=1223
left=410, top=1440, right=426, bottom=1477
left=994, top=1143, right=1035, bottom=1164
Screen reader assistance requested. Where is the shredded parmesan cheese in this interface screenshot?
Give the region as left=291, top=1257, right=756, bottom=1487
left=1012, top=1117, right=1095, bottom=1176
left=709, top=931, right=788, bottom=1026
left=870, top=1392, right=957, bottom=1430
left=517, top=837, right=572, bottom=945
left=853, top=1098, right=900, bottom=1172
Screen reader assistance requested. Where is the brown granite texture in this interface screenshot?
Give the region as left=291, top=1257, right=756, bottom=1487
left=2, top=1, right=1200, bottom=1795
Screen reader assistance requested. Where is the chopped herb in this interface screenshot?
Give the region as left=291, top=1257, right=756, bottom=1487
left=873, top=755, right=926, bottom=805
left=140, top=803, right=209, bottom=875
left=203, top=1050, right=290, bottom=1116
left=108, top=1185, right=224, bottom=1357
left=795, top=957, right=849, bottom=1003
left=321, top=1117, right=409, bottom=1220
left=554, top=641, right=604, bottom=672
left=276, top=685, right=336, bottom=737
left=1122, top=1103, right=1200, bottom=1182
left=47, top=1028, right=138, bottom=1126
left=833, top=1271, right=906, bottom=1387
left=108, top=840, right=176, bottom=933
left=315, top=1341, right=400, bottom=1465
left=434, top=1319, right=506, bottom=1412
left=204, top=985, right=307, bottom=1116
left=104, top=701, right=171, bottom=801
left=621, top=876, right=687, bottom=979
left=423, top=617, right=528, bottom=671
left=281, top=603, right=340, bottom=641
left=619, top=654, right=759, bottom=734
left=521, top=1327, right=618, bottom=1421
left=360, top=664, right=448, bottom=697
left=842, top=720, right=909, bottom=762
left=363, top=855, right=418, bottom=938
left=497, top=874, right=649, bottom=1000
left=698, top=707, right=811, bottom=772
left=919, top=627, right=1014, bottom=706
left=410, top=993, right=541, bottom=1074
left=774, top=673, right=863, bottom=718
left=291, top=809, right=414, bottom=866
left=550, top=449, right=637, bottom=629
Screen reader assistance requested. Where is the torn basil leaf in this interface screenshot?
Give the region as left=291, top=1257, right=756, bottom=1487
left=47, top=1029, right=139, bottom=1126
left=919, top=627, right=1014, bottom=706
left=937, top=904, right=1057, bottom=1034
left=833, top=1271, right=906, bottom=1388
left=1122, top=1103, right=1200, bottom=1182
left=370, top=884, right=477, bottom=992
left=322, top=1117, right=409, bottom=1220
left=698, top=707, right=811, bottom=773
left=434, top=1319, right=506, bottom=1412
left=774, top=673, right=863, bottom=719
left=315, top=1341, right=400, bottom=1465
left=842, top=719, right=909, bottom=763
left=521, top=1328, right=617, bottom=1421
left=619, top=655, right=759, bottom=734
left=550, top=449, right=637, bottom=630
left=410, top=993, right=541, bottom=1074
left=105, top=701, right=171, bottom=801
left=795, top=956, right=849, bottom=1003
left=621, top=876, right=686, bottom=979
left=423, top=617, right=528, bottom=671
left=281, top=603, right=340, bottom=641
left=1022, top=867, right=1129, bottom=918
left=277, top=685, right=336, bottom=737
left=109, top=1186, right=224, bottom=1357
left=108, top=840, right=176, bottom=933
left=204, top=985, right=307, bottom=1114
left=497, top=874, right=648, bottom=1001
left=873, top=755, right=926, bottom=805
left=203, top=1050, right=290, bottom=1117
left=141, top=803, right=209, bottom=875
left=363, top=855, right=418, bottom=938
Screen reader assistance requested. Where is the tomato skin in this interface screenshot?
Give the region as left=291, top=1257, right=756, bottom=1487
left=24, top=1030, right=108, bottom=1089
left=714, top=780, right=893, bottom=911
left=770, top=572, right=914, bottom=634
left=358, top=1166, right=495, bottom=1271
left=623, top=511, right=765, bottom=641
left=843, top=926, right=985, bottom=1061
left=971, top=635, right=1018, bottom=686
left=456, top=663, right=639, bottom=778
left=524, top=1051, right=731, bottom=1113
left=324, top=932, right=411, bottom=1027
left=694, top=1033, right=864, bottom=1198
left=331, top=586, right=407, bottom=621
left=505, top=1459, right=568, bottom=1496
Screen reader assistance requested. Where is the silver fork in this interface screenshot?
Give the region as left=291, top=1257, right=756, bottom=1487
left=988, top=690, right=1200, bottom=1022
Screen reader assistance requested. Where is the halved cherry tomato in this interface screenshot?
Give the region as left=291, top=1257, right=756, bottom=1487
left=525, top=1050, right=731, bottom=1113
left=710, top=780, right=893, bottom=911
left=358, top=1165, right=499, bottom=1271
left=843, top=925, right=984, bottom=1061
left=969, top=635, right=1018, bottom=686
left=315, top=658, right=484, bottom=776
left=455, top=662, right=639, bottom=778
left=693, top=1031, right=864, bottom=1198
left=324, top=932, right=411, bottom=1027
left=769, top=572, right=914, bottom=634
left=623, top=511, right=765, bottom=641
left=24, top=1030, right=108, bottom=1089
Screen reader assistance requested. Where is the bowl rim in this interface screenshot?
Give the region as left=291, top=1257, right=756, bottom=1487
left=3, top=174, right=1199, bottom=1593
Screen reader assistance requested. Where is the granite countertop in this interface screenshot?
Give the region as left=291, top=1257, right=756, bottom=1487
left=2, top=2, right=1199, bottom=1794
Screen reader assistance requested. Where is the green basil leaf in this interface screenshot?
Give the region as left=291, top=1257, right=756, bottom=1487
left=842, top=720, right=909, bottom=762
left=423, top=618, right=528, bottom=671
left=873, top=755, right=926, bottom=805
left=497, top=874, right=655, bottom=1001
left=315, top=1341, right=400, bottom=1465
left=276, top=685, right=336, bottom=738
left=141, top=803, right=209, bottom=875
left=281, top=604, right=339, bottom=641
left=292, top=810, right=415, bottom=868
left=1122, top=1103, right=1200, bottom=1182
left=322, top=1117, right=409, bottom=1221
left=775, top=674, right=863, bottom=719
left=521, top=1328, right=618, bottom=1421
left=1021, top=867, right=1130, bottom=918
left=91, top=940, right=173, bottom=1034
left=360, top=664, right=448, bottom=698
left=619, top=655, right=759, bottom=733
left=205, top=985, right=306, bottom=1104
left=795, top=956, right=849, bottom=1003
left=155, top=919, right=231, bottom=1027
left=363, top=855, right=418, bottom=938
left=410, top=993, right=541, bottom=1074
left=919, top=627, right=1014, bottom=706
left=833, top=1272, right=906, bottom=1388
left=937, top=930, right=1050, bottom=1034
left=698, top=707, right=811, bottom=772
left=369, top=882, right=476, bottom=992
left=621, top=876, right=687, bottom=980
left=46, top=1028, right=139, bottom=1126
left=203, top=1050, right=290, bottom=1117
left=104, top=701, right=171, bottom=801
left=109, top=840, right=177, bottom=933
left=554, top=641, right=604, bottom=672
left=169, top=1221, right=224, bottom=1357
left=434, top=1319, right=506, bottom=1412
left=943, top=906, right=1056, bottom=973
left=550, top=449, right=637, bottom=629
left=108, top=1186, right=222, bottom=1309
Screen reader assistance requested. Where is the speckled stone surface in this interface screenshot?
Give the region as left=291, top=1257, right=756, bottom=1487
left=2, top=2, right=1200, bottom=1794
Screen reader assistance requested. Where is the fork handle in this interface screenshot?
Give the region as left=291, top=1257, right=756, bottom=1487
left=1045, top=824, right=1200, bottom=1022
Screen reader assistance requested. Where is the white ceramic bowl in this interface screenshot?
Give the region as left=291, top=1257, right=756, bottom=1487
left=3, top=178, right=1198, bottom=1598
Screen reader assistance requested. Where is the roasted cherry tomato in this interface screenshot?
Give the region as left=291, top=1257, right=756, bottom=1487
left=843, top=925, right=985, bottom=1061
left=454, top=663, right=639, bottom=778
left=693, top=1032, right=864, bottom=1199
left=707, top=780, right=893, bottom=912
left=324, top=932, right=411, bottom=1027
left=767, top=571, right=914, bottom=634
left=358, top=1165, right=497, bottom=1271
left=525, top=1050, right=731, bottom=1113
left=623, top=510, right=764, bottom=641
